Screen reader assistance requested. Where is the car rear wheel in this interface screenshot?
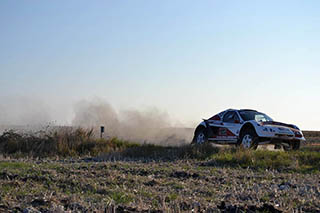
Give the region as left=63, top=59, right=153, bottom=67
left=192, top=127, right=208, bottom=145
left=239, top=129, right=258, bottom=150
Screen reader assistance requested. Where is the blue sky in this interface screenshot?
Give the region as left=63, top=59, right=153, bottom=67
left=1, top=0, right=320, bottom=129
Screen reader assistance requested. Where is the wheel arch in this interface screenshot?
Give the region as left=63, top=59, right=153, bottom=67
left=239, top=122, right=257, bottom=138
left=238, top=122, right=259, bottom=149
left=192, top=123, right=207, bottom=143
left=194, top=123, right=207, bottom=135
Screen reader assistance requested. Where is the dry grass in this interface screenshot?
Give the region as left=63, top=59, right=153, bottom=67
left=209, top=148, right=320, bottom=173
left=0, top=128, right=138, bottom=157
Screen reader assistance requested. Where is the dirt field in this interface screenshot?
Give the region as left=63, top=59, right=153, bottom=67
left=0, top=130, right=319, bottom=212
left=0, top=158, right=319, bottom=212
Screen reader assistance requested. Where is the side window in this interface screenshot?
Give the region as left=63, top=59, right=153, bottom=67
left=234, top=113, right=240, bottom=122
left=223, top=111, right=240, bottom=123
left=223, top=112, right=235, bottom=123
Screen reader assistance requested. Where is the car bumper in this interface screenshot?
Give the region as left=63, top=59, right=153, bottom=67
left=257, top=136, right=305, bottom=145
left=257, top=127, right=305, bottom=142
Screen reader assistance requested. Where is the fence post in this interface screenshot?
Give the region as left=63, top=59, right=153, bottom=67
left=100, top=126, right=104, bottom=139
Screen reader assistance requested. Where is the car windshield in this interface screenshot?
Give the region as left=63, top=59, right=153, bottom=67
left=239, top=110, right=273, bottom=122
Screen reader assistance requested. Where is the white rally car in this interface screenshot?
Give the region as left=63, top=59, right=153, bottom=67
left=192, top=109, right=305, bottom=150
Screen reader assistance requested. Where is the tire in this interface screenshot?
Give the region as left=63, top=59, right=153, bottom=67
left=283, top=141, right=300, bottom=151
left=292, top=142, right=300, bottom=150
left=239, top=129, right=258, bottom=150
left=192, top=127, right=208, bottom=145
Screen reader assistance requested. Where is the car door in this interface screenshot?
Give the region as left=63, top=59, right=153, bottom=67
left=220, top=111, right=241, bottom=142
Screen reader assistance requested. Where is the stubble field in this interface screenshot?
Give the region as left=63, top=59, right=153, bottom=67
left=0, top=129, right=319, bottom=212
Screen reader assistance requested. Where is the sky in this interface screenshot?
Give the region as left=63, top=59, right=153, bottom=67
left=0, top=0, right=320, bottom=130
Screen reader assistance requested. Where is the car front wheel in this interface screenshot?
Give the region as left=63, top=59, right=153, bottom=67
left=192, top=127, right=208, bottom=145
left=239, top=129, right=258, bottom=150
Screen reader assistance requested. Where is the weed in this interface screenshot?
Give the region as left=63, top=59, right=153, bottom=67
left=109, top=191, right=133, bottom=205
left=139, top=189, right=153, bottom=198
left=166, top=193, right=178, bottom=202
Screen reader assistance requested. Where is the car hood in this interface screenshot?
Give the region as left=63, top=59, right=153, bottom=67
left=261, top=121, right=298, bottom=130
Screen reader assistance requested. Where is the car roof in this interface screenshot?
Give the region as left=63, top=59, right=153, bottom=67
left=239, top=109, right=258, bottom=112
left=224, top=109, right=258, bottom=113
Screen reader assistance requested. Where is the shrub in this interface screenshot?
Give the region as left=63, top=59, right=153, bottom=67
left=0, top=128, right=136, bottom=157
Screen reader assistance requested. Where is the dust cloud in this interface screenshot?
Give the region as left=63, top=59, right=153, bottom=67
left=72, top=99, right=193, bottom=145
left=0, top=97, right=194, bottom=145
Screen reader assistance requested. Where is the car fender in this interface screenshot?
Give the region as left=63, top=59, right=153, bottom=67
left=192, top=122, right=208, bottom=143
left=194, top=121, right=207, bottom=134
left=243, top=121, right=286, bottom=138
left=239, top=121, right=258, bottom=137
left=199, top=121, right=207, bottom=128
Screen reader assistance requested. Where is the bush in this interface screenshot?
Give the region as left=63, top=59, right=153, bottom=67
left=0, top=128, right=136, bottom=157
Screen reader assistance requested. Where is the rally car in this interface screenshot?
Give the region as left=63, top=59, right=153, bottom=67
left=192, top=109, right=305, bottom=150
